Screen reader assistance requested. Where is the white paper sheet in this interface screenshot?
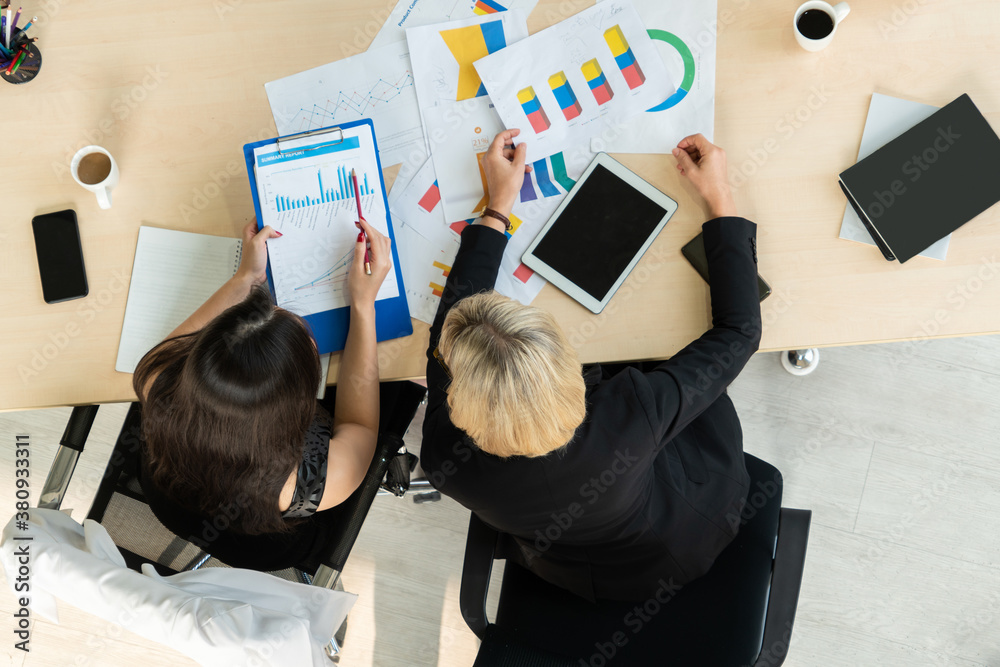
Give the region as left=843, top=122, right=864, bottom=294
left=474, top=0, right=674, bottom=161
left=839, top=93, right=949, bottom=260
left=252, top=129, right=399, bottom=317
left=370, top=0, right=540, bottom=49
left=406, top=12, right=529, bottom=221
left=265, top=41, right=425, bottom=169
left=591, top=0, right=717, bottom=154
left=391, top=153, right=588, bottom=323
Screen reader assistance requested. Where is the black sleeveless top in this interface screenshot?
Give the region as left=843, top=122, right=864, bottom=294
left=281, top=403, right=335, bottom=518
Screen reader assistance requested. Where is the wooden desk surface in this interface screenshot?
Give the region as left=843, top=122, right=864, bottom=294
left=4, top=0, right=1000, bottom=411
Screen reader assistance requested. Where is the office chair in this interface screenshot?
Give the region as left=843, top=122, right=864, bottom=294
left=460, top=453, right=812, bottom=667
left=38, top=380, right=427, bottom=661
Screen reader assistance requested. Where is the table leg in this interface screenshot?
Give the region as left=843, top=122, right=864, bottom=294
left=781, top=348, right=821, bottom=376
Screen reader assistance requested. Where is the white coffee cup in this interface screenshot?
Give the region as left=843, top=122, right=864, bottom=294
left=794, top=1, right=850, bottom=52
left=71, top=145, right=119, bottom=209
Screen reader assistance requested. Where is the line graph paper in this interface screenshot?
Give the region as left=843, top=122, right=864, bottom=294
left=291, top=71, right=415, bottom=131
left=266, top=40, right=425, bottom=167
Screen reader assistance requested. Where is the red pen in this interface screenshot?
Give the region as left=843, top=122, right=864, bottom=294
left=350, top=168, right=371, bottom=275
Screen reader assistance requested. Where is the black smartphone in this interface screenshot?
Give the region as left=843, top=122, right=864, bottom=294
left=681, top=232, right=772, bottom=302
left=31, top=210, right=89, bottom=304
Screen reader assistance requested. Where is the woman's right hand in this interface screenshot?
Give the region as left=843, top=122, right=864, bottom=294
left=672, top=134, right=738, bottom=219
left=348, top=218, right=392, bottom=309
left=482, top=129, right=532, bottom=218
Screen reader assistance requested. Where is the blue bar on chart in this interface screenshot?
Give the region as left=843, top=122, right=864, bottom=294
left=274, top=166, right=372, bottom=212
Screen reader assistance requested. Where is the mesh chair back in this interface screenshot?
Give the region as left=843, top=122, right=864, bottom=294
left=87, top=403, right=303, bottom=580
left=87, top=382, right=426, bottom=578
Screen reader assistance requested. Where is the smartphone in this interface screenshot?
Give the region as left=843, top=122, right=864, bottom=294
left=681, top=232, right=772, bottom=302
left=31, top=210, right=89, bottom=304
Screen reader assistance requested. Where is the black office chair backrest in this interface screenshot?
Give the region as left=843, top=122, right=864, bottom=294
left=466, top=454, right=799, bottom=666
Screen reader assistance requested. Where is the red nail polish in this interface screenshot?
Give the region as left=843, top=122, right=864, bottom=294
left=357, top=232, right=365, bottom=242
left=275, top=231, right=283, bottom=237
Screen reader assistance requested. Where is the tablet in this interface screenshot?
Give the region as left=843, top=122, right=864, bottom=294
left=521, top=153, right=678, bottom=313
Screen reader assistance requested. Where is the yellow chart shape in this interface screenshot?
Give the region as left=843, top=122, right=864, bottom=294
left=440, top=22, right=508, bottom=100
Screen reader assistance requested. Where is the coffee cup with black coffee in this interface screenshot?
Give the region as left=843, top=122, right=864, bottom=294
left=71, top=146, right=119, bottom=209
left=794, top=1, right=850, bottom=52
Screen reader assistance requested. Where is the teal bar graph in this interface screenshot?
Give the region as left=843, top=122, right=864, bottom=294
left=275, top=165, right=373, bottom=212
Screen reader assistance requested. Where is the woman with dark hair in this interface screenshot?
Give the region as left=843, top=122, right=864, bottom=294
left=134, top=219, right=392, bottom=538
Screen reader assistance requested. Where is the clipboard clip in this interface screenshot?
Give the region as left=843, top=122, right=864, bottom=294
left=276, top=126, right=345, bottom=155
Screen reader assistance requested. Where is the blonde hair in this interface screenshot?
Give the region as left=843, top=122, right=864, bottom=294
left=439, top=291, right=586, bottom=458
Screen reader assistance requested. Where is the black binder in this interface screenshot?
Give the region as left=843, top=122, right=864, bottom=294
left=839, top=93, right=1000, bottom=263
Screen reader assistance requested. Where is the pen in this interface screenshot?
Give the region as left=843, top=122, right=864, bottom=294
left=10, top=6, right=18, bottom=31
left=351, top=168, right=371, bottom=275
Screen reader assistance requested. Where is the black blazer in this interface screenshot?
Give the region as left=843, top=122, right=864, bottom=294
left=420, top=217, right=762, bottom=602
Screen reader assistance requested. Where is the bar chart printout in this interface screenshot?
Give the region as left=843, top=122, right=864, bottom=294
left=253, top=130, right=399, bottom=317
left=605, top=25, right=646, bottom=89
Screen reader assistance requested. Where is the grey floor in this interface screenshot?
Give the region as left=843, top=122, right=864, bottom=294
left=2, top=337, right=1000, bottom=665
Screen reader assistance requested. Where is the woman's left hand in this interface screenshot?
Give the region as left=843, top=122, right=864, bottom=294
left=236, top=220, right=282, bottom=285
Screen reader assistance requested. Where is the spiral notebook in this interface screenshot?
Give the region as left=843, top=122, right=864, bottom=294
left=115, top=226, right=331, bottom=394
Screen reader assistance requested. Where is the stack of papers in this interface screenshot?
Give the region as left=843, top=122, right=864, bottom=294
left=264, top=0, right=718, bottom=323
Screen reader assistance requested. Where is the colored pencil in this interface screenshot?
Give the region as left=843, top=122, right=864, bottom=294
left=9, top=46, right=25, bottom=73
left=5, top=45, right=22, bottom=73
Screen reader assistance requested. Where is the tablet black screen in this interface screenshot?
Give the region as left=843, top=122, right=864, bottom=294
left=531, top=164, right=668, bottom=300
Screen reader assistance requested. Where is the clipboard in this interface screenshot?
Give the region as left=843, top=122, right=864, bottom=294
left=243, top=119, right=412, bottom=355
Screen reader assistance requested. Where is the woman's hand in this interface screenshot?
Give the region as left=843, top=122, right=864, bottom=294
left=482, top=129, right=532, bottom=219
left=672, top=134, right=738, bottom=219
left=348, top=217, right=392, bottom=309
left=235, top=220, right=282, bottom=285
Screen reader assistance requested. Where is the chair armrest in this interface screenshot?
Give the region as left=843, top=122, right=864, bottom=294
left=754, top=508, right=812, bottom=667
left=461, top=512, right=500, bottom=639
left=38, top=405, right=99, bottom=510
left=315, top=382, right=427, bottom=574
left=317, top=431, right=400, bottom=574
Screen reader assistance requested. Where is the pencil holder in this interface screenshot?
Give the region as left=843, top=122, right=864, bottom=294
left=1, top=39, right=41, bottom=84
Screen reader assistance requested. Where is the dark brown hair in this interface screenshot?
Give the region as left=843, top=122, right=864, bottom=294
left=133, top=284, right=320, bottom=535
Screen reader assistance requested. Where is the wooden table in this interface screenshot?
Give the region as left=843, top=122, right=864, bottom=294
left=5, top=0, right=1000, bottom=411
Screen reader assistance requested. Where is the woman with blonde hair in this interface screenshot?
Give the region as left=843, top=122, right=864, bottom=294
left=421, top=129, right=762, bottom=602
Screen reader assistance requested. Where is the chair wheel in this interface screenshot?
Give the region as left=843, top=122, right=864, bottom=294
left=414, top=491, right=442, bottom=504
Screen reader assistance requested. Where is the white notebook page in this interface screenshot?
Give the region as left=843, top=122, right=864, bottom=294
left=115, top=226, right=242, bottom=374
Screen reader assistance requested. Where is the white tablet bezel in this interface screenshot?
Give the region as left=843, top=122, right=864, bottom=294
left=521, top=152, right=678, bottom=314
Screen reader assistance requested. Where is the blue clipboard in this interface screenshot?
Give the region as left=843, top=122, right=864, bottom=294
left=243, top=119, right=412, bottom=355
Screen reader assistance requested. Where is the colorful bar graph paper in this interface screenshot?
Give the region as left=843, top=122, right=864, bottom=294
left=582, top=58, right=614, bottom=106
left=548, top=71, right=582, bottom=121
left=440, top=21, right=508, bottom=100
left=518, top=86, right=551, bottom=133
left=418, top=180, right=441, bottom=212
left=520, top=152, right=576, bottom=204
left=473, top=0, right=506, bottom=14
left=604, top=25, right=645, bottom=90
